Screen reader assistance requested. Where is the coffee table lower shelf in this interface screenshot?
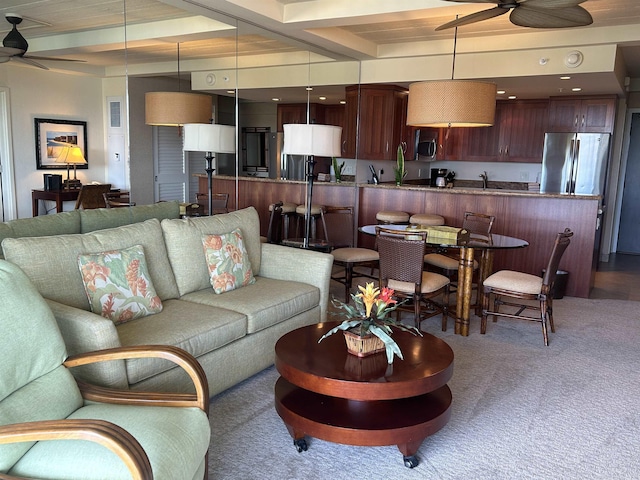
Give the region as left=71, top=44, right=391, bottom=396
left=274, top=377, right=452, bottom=468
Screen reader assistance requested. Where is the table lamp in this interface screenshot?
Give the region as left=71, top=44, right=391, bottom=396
left=55, top=145, right=87, bottom=190
left=183, top=123, right=236, bottom=215
left=282, top=124, right=342, bottom=249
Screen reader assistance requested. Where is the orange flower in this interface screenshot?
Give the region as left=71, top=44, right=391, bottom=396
left=379, top=287, right=397, bottom=306
left=81, top=262, right=110, bottom=292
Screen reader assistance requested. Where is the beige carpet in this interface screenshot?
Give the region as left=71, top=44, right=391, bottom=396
left=207, top=296, right=640, bottom=479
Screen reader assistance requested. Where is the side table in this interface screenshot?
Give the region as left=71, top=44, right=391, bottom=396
left=32, top=189, right=80, bottom=216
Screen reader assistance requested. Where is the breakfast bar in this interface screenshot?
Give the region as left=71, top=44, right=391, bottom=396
left=203, top=175, right=601, bottom=298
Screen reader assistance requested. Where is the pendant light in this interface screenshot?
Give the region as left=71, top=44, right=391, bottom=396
left=407, top=22, right=496, bottom=128
left=145, top=43, right=212, bottom=126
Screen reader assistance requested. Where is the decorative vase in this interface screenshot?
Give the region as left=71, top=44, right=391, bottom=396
left=343, top=329, right=385, bottom=357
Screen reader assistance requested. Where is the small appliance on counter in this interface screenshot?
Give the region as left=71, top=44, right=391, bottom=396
left=445, top=171, right=456, bottom=188
left=430, top=168, right=448, bottom=187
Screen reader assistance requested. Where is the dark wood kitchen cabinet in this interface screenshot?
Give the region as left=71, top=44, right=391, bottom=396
left=277, top=103, right=320, bottom=131
left=461, top=99, right=548, bottom=163
left=548, top=95, right=616, bottom=133
left=344, top=84, right=413, bottom=161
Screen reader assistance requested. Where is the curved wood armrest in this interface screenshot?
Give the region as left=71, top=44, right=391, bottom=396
left=0, top=419, right=152, bottom=480
left=64, top=345, right=209, bottom=413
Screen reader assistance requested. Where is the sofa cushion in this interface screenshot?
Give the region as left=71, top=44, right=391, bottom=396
left=80, top=201, right=180, bottom=233
left=0, top=211, right=81, bottom=259
left=202, top=229, right=255, bottom=294
left=116, top=299, right=247, bottom=385
left=2, top=219, right=179, bottom=310
left=78, top=244, right=163, bottom=324
left=181, top=276, right=320, bottom=334
left=161, top=207, right=262, bottom=296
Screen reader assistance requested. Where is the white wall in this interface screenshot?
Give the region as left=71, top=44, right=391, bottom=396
left=0, top=64, right=106, bottom=218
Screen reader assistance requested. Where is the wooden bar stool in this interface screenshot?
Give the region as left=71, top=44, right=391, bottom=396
left=295, top=204, right=328, bottom=241
left=376, top=210, right=410, bottom=225
left=269, top=202, right=297, bottom=239
left=409, top=213, right=445, bottom=226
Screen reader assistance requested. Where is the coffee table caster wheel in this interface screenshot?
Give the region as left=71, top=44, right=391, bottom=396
left=294, top=438, right=308, bottom=453
left=403, top=455, right=419, bottom=468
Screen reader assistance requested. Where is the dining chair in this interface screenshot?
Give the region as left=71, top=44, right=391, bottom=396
left=74, top=184, right=112, bottom=209
left=376, top=227, right=450, bottom=331
left=481, top=228, right=573, bottom=345
left=103, top=191, right=135, bottom=208
left=0, top=260, right=211, bottom=480
left=324, top=206, right=379, bottom=302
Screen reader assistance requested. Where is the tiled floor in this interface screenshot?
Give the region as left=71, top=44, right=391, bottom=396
left=590, top=253, right=640, bottom=301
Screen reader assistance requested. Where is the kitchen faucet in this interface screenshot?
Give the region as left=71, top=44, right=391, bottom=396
left=479, top=171, right=488, bottom=190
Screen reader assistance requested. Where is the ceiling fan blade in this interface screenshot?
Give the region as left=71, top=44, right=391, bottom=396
left=436, top=6, right=509, bottom=31
left=510, top=5, right=593, bottom=28
left=0, top=46, right=25, bottom=56
left=442, top=0, right=502, bottom=3
left=523, top=0, right=588, bottom=8
left=14, top=56, right=49, bottom=70
left=24, top=55, right=86, bottom=63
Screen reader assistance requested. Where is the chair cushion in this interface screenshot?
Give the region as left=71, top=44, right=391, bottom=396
left=161, top=207, right=262, bottom=297
left=409, top=213, right=445, bottom=226
left=10, top=403, right=209, bottom=480
left=202, top=228, right=256, bottom=294
left=424, top=252, right=478, bottom=270
left=388, top=271, right=450, bottom=294
left=78, top=244, right=163, bottom=324
left=332, top=247, right=379, bottom=263
left=296, top=204, right=324, bottom=215
left=484, top=270, right=543, bottom=295
left=181, top=276, right=319, bottom=334
left=376, top=210, right=409, bottom=223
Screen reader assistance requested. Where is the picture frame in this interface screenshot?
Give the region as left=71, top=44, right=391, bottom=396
left=35, top=118, right=88, bottom=170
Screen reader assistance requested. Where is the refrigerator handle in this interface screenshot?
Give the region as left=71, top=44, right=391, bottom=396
left=566, top=139, right=575, bottom=193
left=571, top=139, right=581, bottom=194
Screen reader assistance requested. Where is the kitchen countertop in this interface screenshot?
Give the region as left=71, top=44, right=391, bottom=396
left=203, top=174, right=601, bottom=200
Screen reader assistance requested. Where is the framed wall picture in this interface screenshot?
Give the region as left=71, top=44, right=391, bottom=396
left=35, top=118, right=88, bottom=170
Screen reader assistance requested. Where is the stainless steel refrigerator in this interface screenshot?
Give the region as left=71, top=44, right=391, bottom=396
left=540, top=133, right=610, bottom=195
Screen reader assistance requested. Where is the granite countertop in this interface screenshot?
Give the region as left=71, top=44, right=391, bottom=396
left=204, top=174, right=600, bottom=200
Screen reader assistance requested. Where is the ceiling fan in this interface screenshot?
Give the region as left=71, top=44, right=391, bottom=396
left=436, top=0, right=594, bottom=30
left=0, top=14, right=85, bottom=70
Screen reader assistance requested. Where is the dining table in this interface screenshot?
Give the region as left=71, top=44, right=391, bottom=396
left=359, top=224, right=529, bottom=336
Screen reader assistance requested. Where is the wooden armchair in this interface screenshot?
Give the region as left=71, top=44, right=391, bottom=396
left=0, top=260, right=210, bottom=480
left=104, top=191, right=135, bottom=208
left=74, top=183, right=112, bottom=209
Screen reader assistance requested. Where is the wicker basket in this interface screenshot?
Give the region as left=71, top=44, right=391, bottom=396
left=343, top=330, right=385, bottom=357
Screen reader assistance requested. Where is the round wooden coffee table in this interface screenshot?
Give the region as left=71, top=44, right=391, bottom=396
left=274, top=322, right=454, bottom=468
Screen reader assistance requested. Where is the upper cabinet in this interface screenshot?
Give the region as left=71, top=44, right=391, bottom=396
left=548, top=96, right=616, bottom=133
left=345, top=84, right=413, bottom=161
left=461, top=99, right=549, bottom=163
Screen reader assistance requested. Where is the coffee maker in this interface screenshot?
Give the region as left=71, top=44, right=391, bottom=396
left=430, top=168, right=448, bottom=188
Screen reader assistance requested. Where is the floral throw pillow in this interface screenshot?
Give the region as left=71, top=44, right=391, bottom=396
left=78, top=244, right=163, bottom=325
left=202, top=228, right=255, bottom=294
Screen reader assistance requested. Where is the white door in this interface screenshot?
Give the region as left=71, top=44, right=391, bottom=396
left=153, top=126, right=189, bottom=202
left=0, top=88, right=16, bottom=221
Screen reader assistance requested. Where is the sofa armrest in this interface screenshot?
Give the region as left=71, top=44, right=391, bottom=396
left=45, top=299, right=129, bottom=389
left=259, top=243, right=333, bottom=322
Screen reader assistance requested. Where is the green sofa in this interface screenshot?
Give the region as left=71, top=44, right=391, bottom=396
left=1, top=204, right=333, bottom=397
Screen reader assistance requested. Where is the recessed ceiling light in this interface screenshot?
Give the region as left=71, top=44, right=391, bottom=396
left=560, top=76, right=571, bottom=80
left=318, top=96, right=327, bottom=100
left=340, top=100, right=346, bottom=104
left=497, top=90, right=506, bottom=95
left=226, top=90, right=235, bottom=94
left=572, top=88, right=582, bottom=92
left=508, top=95, right=517, bottom=100
left=306, top=87, right=313, bottom=91
left=272, top=98, right=280, bottom=102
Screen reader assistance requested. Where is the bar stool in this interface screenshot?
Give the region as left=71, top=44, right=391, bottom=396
left=409, top=213, right=445, bottom=226
left=295, top=204, right=328, bottom=241
left=269, top=202, right=297, bottom=239
left=376, top=210, right=410, bottom=225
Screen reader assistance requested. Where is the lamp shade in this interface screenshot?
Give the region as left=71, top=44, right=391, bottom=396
left=406, top=80, right=497, bottom=128
left=282, top=124, right=342, bottom=157
left=145, top=92, right=213, bottom=126
left=55, top=146, right=87, bottom=165
left=182, top=124, right=236, bottom=153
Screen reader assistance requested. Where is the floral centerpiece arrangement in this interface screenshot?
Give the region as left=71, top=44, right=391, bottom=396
left=319, top=283, right=422, bottom=364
